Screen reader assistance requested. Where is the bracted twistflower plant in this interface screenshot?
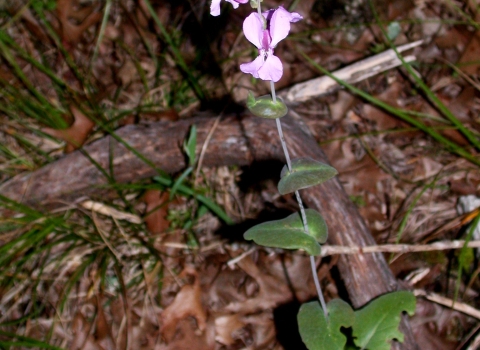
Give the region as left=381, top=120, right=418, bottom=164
left=214, top=0, right=332, bottom=319
left=242, top=3, right=331, bottom=319
left=210, top=1, right=416, bottom=349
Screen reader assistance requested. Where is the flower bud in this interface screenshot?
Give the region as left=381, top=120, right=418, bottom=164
left=249, top=0, right=261, bottom=9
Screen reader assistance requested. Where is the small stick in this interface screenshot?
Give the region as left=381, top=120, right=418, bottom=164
left=194, top=115, right=222, bottom=185
left=284, top=40, right=423, bottom=102
left=414, top=289, right=480, bottom=320
left=320, top=240, right=480, bottom=257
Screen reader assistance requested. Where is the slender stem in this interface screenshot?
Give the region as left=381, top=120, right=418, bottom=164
left=257, top=0, right=262, bottom=16
left=275, top=118, right=292, bottom=170
left=310, top=255, right=327, bottom=314
left=272, top=82, right=328, bottom=317
left=270, top=80, right=276, bottom=102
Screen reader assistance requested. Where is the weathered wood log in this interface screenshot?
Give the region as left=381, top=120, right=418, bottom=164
left=0, top=113, right=418, bottom=349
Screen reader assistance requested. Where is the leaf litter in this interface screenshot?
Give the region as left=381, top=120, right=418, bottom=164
left=0, top=0, right=480, bottom=349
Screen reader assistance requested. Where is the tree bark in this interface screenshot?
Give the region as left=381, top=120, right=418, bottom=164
left=0, top=113, right=418, bottom=349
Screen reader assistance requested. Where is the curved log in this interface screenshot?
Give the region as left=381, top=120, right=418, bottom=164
left=0, top=113, right=418, bottom=349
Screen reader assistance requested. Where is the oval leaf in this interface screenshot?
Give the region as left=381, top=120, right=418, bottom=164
left=353, top=291, right=416, bottom=350
left=298, top=299, right=355, bottom=350
left=246, top=91, right=288, bottom=119
left=243, top=209, right=328, bottom=255
left=278, top=158, right=338, bottom=195
left=304, top=209, right=328, bottom=243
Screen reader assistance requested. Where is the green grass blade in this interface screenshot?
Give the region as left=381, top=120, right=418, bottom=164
left=170, top=167, right=193, bottom=200
left=299, top=52, right=480, bottom=166
left=0, top=333, right=65, bottom=350
left=154, top=176, right=233, bottom=224
left=367, top=0, right=480, bottom=151
left=142, top=0, right=207, bottom=101
left=453, top=213, right=480, bottom=304
left=91, top=0, right=112, bottom=64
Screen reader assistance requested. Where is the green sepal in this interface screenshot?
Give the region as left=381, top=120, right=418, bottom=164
left=278, top=158, right=338, bottom=195
left=243, top=209, right=328, bottom=256
left=246, top=91, right=288, bottom=119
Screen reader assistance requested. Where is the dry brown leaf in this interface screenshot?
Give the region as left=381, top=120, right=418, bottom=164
left=95, top=296, right=116, bottom=350
left=458, top=32, right=480, bottom=76
left=127, top=302, right=163, bottom=350
left=18, top=7, right=51, bottom=44
left=203, top=264, right=250, bottom=313
left=411, top=299, right=471, bottom=350
left=157, top=318, right=214, bottom=350
left=445, top=86, right=475, bottom=122
left=266, top=253, right=317, bottom=302
left=160, top=266, right=207, bottom=343
left=449, top=178, right=479, bottom=196
left=214, top=314, right=245, bottom=346
left=388, top=0, right=415, bottom=20
left=328, top=90, right=357, bottom=121
left=70, top=313, right=92, bottom=350
left=362, top=81, right=407, bottom=130
left=43, top=107, right=95, bottom=153
left=141, top=109, right=180, bottom=123
left=225, top=256, right=292, bottom=314
left=435, top=27, right=469, bottom=50
left=143, top=190, right=170, bottom=234
left=57, top=0, right=102, bottom=48
left=70, top=312, right=105, bottom=350
left=243, top=313, right=277, bottom=350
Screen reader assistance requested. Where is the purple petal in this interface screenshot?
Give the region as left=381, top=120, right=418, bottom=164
left=240, top=55, right=264, bottom=79
left=261, top=30, right=271, bottom=50
left=290, top=11, right=303, bottom=23
left=236, top=0, right=249, bottom=3
left=243, top=13, right=264, bottom=49
left=210, top=0, right=221, bottom=16
left=263, top=9, right=275, bottom=22
left=270, top=6, right=303, bottom=47
left=258, top=54, right=283, bottom=82
left=225, top=0, right=240, bottom=9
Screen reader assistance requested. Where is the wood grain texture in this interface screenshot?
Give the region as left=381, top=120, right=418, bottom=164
left=0, top=113, right=418, bottom=349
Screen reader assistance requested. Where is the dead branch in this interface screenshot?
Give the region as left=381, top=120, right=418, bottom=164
left=282, top=40, right=423, bottom=102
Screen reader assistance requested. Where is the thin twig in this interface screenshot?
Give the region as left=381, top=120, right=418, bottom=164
left=227, top=247, right=256, bottom=269
left=194, top=115, right=222, bottom=185
left=414, top=289, right=480, bottom=320
left=320, top=240, right=480, bottom=257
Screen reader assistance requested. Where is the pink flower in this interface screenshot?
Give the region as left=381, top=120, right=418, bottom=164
left=240, top=7, right=302, bottom=82
left=210, top=0, right=248, bottom=16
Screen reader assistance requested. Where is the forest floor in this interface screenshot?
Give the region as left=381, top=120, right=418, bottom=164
left=0, top=0, right=480, bottom=349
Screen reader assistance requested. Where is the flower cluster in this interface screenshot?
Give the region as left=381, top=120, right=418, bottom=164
left=240, top=7, right=302, bottom=82
left=210, top=0, right=248, bottom=17
left=210, top=1, right=302, bottom=82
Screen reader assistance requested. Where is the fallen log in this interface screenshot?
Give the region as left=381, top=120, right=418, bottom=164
left=0, top=113, right=418, bottom=349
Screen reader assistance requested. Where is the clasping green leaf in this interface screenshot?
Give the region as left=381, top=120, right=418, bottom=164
left=243, top=209, right=328, bottom=256
left=352, top=291, right=416, bottom=350
left=298, top=299, right=354, bottom=350
left=278, top=158, right=338, bottom=195
left=246, top=91, right=288, bottom=119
